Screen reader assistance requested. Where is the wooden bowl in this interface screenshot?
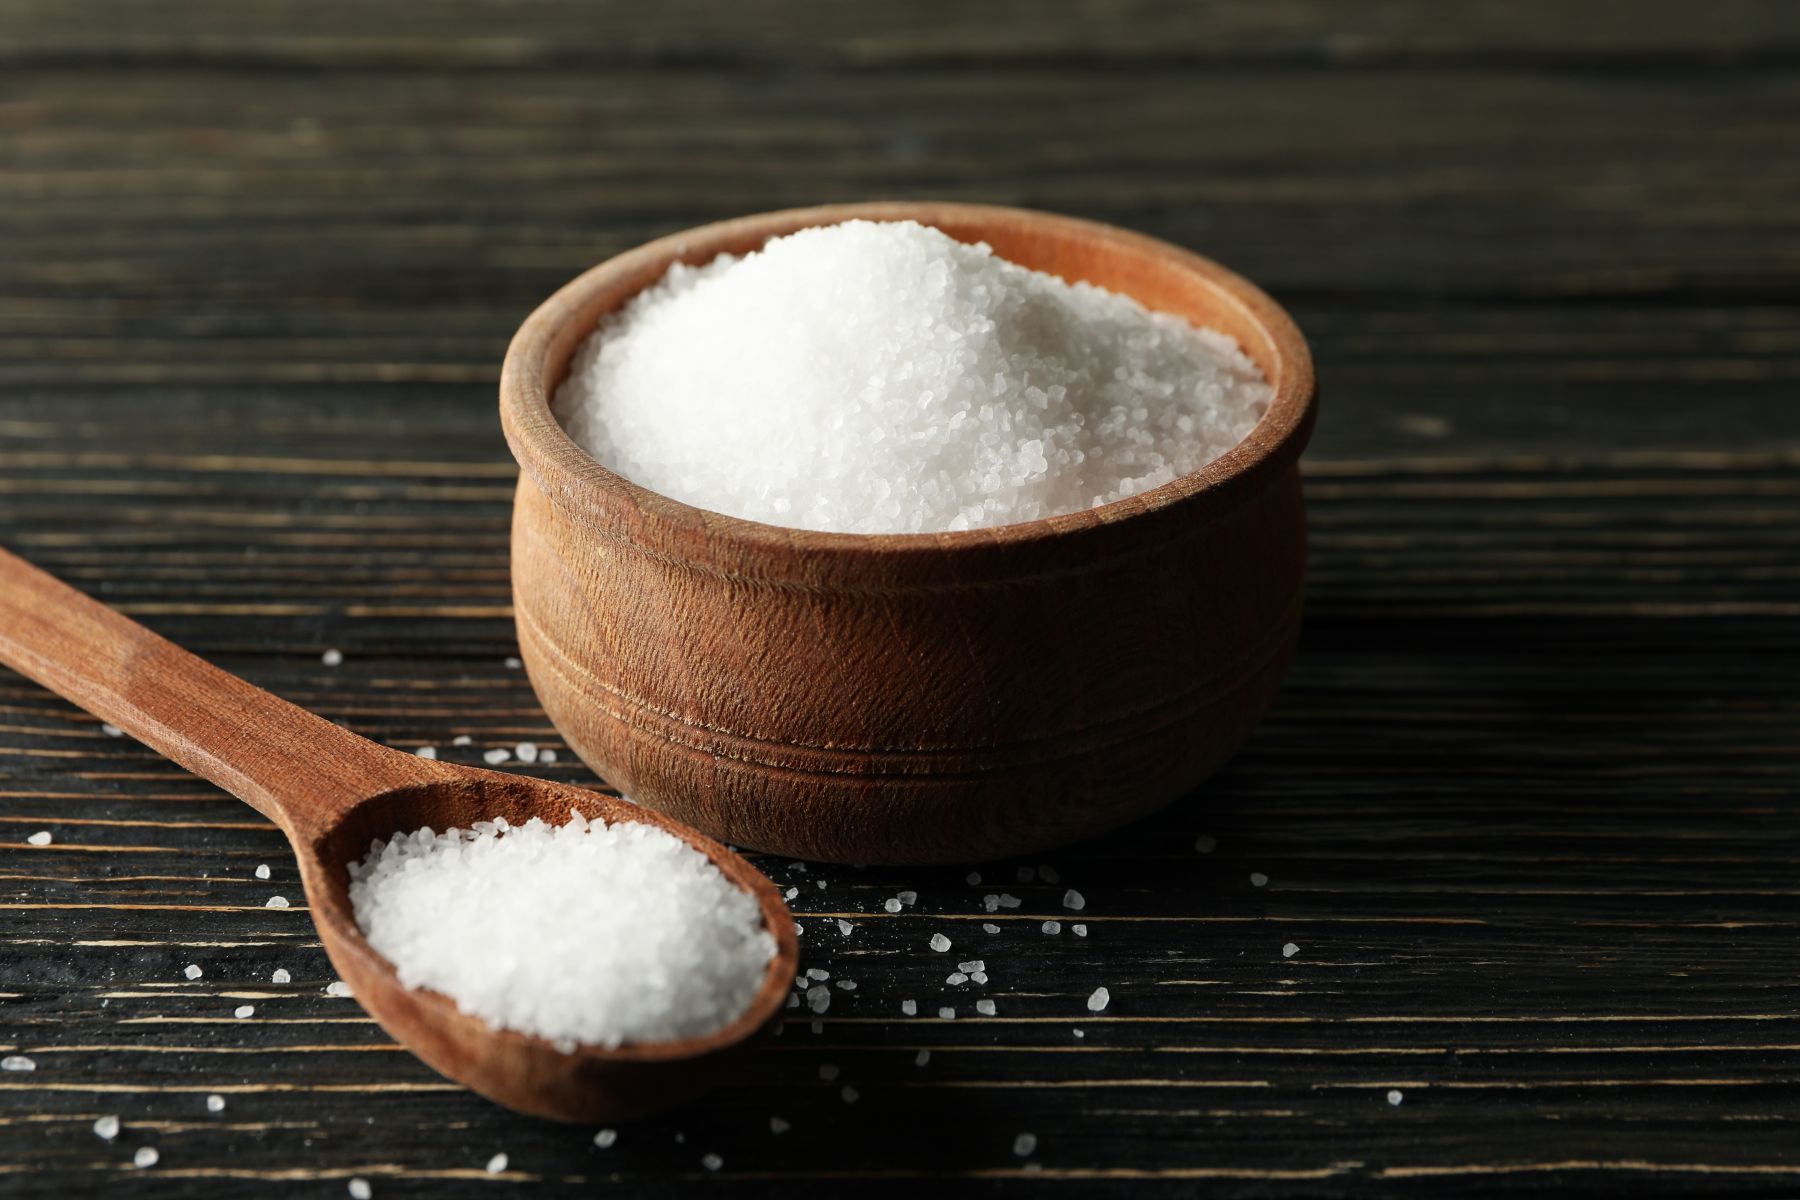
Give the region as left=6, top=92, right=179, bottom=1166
left=500, top=202, right=1316, bottom=865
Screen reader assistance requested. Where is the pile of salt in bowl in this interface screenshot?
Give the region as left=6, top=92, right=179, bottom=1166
left=347, top=811, right=776, bottom=1049
left=553, top=219, right=1272, bottom=534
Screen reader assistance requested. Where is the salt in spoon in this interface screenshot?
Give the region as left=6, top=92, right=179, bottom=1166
left=0, top=547, right=798, bottom=1121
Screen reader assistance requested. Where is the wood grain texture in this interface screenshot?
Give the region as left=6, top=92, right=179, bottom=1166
left=1, top=0, right=1798, bottom=1195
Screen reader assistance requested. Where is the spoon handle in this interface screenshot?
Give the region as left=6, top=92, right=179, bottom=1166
left=0, top=547, right=433, bottom=837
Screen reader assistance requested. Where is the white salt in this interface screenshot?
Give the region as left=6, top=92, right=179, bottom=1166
left=1072, top=924, right=1088, bottom=937
left=1042, top=921, right=1061, bottom=935
left=915, top=1049, right=931, bottom=1067
left=452, top=735, right=473, bottom=747
left=347, top=810, right=776, bottom=1048
left=1013, top=1132, right=1038, bottom=1158
left=482, top=748, right=511, bottom=765
left=701, top=1153, right=723, bottom=1172
left=486, top=1153, right=508, bottom=1174
left=840, top=1086, right=859, bottom=1104
left=101, top=723, right=123, bottom=737
left=770, top=1116, right=790, bottom=1134
left=594, top=1128, right=618, bottom=1148
left=254, top=864, right=271, bottom=880
left=1388, top=1089, right=1404, bottom=1106
left=321, top=649, right=343, bottom=667
left=348, top=1180, right=373, bottom=1200
left=94, top=1115, right=120, bottom=1140
left=938, top=1006, right=956, bottom=1020
left=982, top=923, right=1000, bottom=934
left=134, top=1147, right=159, bottom=1168
left=324, top=980, right=353, bottom=998
left=1062, top=889, right=1085, bottom=911
left=414, top=746, right=438, bottom=760
left=205, top=1094, right=225, bottom=1112
left=884, top=898, right=902, bottom=913
left=1250, top=872, right=1269, bottom=888
left=26, top=831, right=51, bottom=846
left=272, top=968, right=291, bottom=983
left=1282, top=942, right=1300, bottom=959
left=901, top=1000, right=917, bottom=1016
left=504, top=656, right=523, bottom=669
left=183, top=964, right=203, bottom=980
left=554, top=220, right=1271, bottom=534
left=975, top=999, right=997, bottom=1016
left=234, top=1005, right=254, bottom=1019
left=1086, top=987, right=1110, bottom=1012
left=1, top=1055, right=33, bottom=1072
left=265, top=895, right=290, bottom=909
left=929, top=933, right=951, bottom=952
left=514, top=742, right=539, bottom=763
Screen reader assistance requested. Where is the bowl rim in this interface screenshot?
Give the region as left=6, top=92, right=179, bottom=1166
left=500, top=201, right=1316, bottom=576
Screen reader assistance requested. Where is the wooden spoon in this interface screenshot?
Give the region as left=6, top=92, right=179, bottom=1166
left=0, top=547, right=798, bottom=1123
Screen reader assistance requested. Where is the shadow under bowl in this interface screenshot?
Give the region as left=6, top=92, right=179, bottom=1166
left=499, top=201, right=1317, bottom=865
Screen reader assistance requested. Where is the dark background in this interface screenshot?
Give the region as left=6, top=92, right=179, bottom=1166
left=2, top=2, right=1798, bottom=1196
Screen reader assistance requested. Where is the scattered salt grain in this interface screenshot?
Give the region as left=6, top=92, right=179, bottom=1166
left=272, top=968, right=291, bottom=983
left=1072, top=1028, right=1084, bottom=1039
left=183, top=964, right=203, bottom=980
left=102, top=723, right=123, bottom=737
left=701, top=1153, right=723, bottom=1172
left=998, top=894, right=1021, bottom=908
left=1039, top=866, right=1061, bottom=884
left=1013, top=1133, right=1038, bottom=1157
left=1194, top=835, right=1217, bottom=853
left=982, top=923, right=1000, bottom=934
left=1282, top=942, right=1300, bottom=959
left=346, top=811, right=778, bottom=1047
left=553, top=220, right=1270, bottom=535
left=233, top=1005, right=254, bottom=1019
left=976, top=999, right=997, bottom=1016
left=806, top=968, right=829, bottom=981
left=486, top=1153, right=508, bottom=1174
left=770, top=1117, right=791, bottom=1134
left=134, top=1147, right=159, bottom=1168
left=26, top=831, right=50, bottom=846
left=504, top=656, right=523, bottom=669
left=1042, top=921, right=1061, bottom=935
left=93, top=1115, right=120, bottom=1140
left=414, top=746, right=438, bottom=760
left=593, top=1128, right=618, bottom=1149
left=1086, top=987, right=1111, bottom=1012
left=841, top=1085, right=859, bottom=1104
left=540, top=749, right=558, bottom=764
left=348, top=1179, right=373, bottom=1200
left=321, top=649, right=343, bottom=667
left=1062, top=889, right=1085, bottom=911
left=972, top=971, right=988, bottom=984
left=915, top=1049, right=931, bottom=1067
left=836, top=919, right=854, bottom=936
left=1072, top=924, right=1087, bottom=937
left=897, top=890, right=918, bottom=907
left=1388, top=1089, right=1404, bottom=1106
left=947, top=972, right=968, bottom=986
left=938, top=1006, right=956, bottom=1020
left=835, top=979, right=856, bottom=991
left=806, top=985, right=831, bottom=1014
left=819, top=1063, right=839, bottom=1081
left=884, top=898, right=902, bottom=913
left=1250, top=872, right=1269, bottom=888
left=514, top=742, right=539, bottom=763
left=452, top=735, right=473, bottom=747
left=965, top=872, right=981, bottom=886
left=254, top=864, right=271, bottom=880
left=325, top=980, right=353, bottom=998
left=1, top=1056, right=34, bottom=1072
left=929, top=933, right=952, bottom=952
left=482, top=748, right=511, bottom=765
left=265, top=895, right=290, bottom=909
left=205, top=1094, right=225, bottom=1113
left=901, top=1000, right=917, bottom=1016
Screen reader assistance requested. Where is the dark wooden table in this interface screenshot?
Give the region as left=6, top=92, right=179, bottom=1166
left=3, top=3, right=1798, bottom=1196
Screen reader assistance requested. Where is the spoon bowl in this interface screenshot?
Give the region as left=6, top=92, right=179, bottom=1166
left=0, top=547, right=799, bottom=1123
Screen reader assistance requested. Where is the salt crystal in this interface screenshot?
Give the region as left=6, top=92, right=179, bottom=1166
left=841, top=1085, right=860, bottom=1104
left=346, top=812, right=775, bottom=1047
left=971, top=971, right=988, bottom=984
left=101, top=723, right=123, bottom=737
left=553, top=220, right=1270, bottom=535
left=1388, top=1089, right=1404, bottom=1106
left=884, top=898, right=902, bottom=913
left=134, top=1147, right=159, bottom=1168
left=938, top=1006, right=956, bottom=1020
left=806, top=985, right=831, bottom=1015
left=1042, top=921, right=1061, bottom=935
left=515, top=742, right=539, bottom=763
left=254, top=864, right=271, bottom=880
left=819, top=1063, right=840, bottom=1080
left=929, top=933, right=951, bottom=952
left=897, top=891, right=917, bottom=906
left=835, top=980, right=856, bottom=991
left=234, top=1005, right=254, bottom=1019
left=1282, top=942, right=1299, bottom=959
left=1062, top=889, right=1085, bottom=911
left=482, top=748, right=511, bottom=765
left=901, top=1000, right=917, bottom=1016
left=593, top=1128, right=618, bottom=1148
left=486, top=1153, right=508, bottom=1174
left=414, top=746, right=438, bottom=759
left=205, top=1094, right=225, bottom=1112
left=93, top=1115, right=120, bottom=1139
left=997, top=894, right=1021, bottom=909
left=321, top=648, right=343, bottom=666
left=452, top=735, right=473, bottom=747
left=272, top=968, right=291, bottom=983
left=325, top=980, right=353, bottom=998
left=806, top=968, right=829, bottom=981
left=183, top=964, right=203, bottom=980
left=770, top=1116, right=791, bottom=1134
left=541, top=749, right=558, bottom=764
left=982, top=923, right=1000, bottom=934
left=504, top=656, right=523, bottom=669
left=1073, top=1028, right=1084, bottom=1039
left=976, top=1000, right=997, bottom=1016
left=1086, top=987, right=1110, bottom=1012
left=836, top=919, right=854, bottom=936
left=1038, top=866, right=1060, bottom=884
left=1072, top=924, right=1087, bottom=937
left=26, top=831, right=51, bottom=846
left=348, top=1180, right=373, bottom=1200
left=701, top=1153, right=723, bottom=1172
left=265, top=895, right=290, bottom=909
left=785, top=887, right=799, bottom=900
left=915, top=1049, right=931, bottom=1066
left=1250, top=872, right=1269, bottom=888
left=957, top=959, right=984, bottom=972
left=947, top=972, right=967, bottom=986
left=1, top=1056, right=33, bottom=1071
left=1013, top=1133, right=1038, bottom=1157
left=965, top=872, right=981, bottom=885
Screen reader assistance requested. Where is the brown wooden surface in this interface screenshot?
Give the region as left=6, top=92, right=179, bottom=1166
left=1, top=1, right=1798, bottom=1196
